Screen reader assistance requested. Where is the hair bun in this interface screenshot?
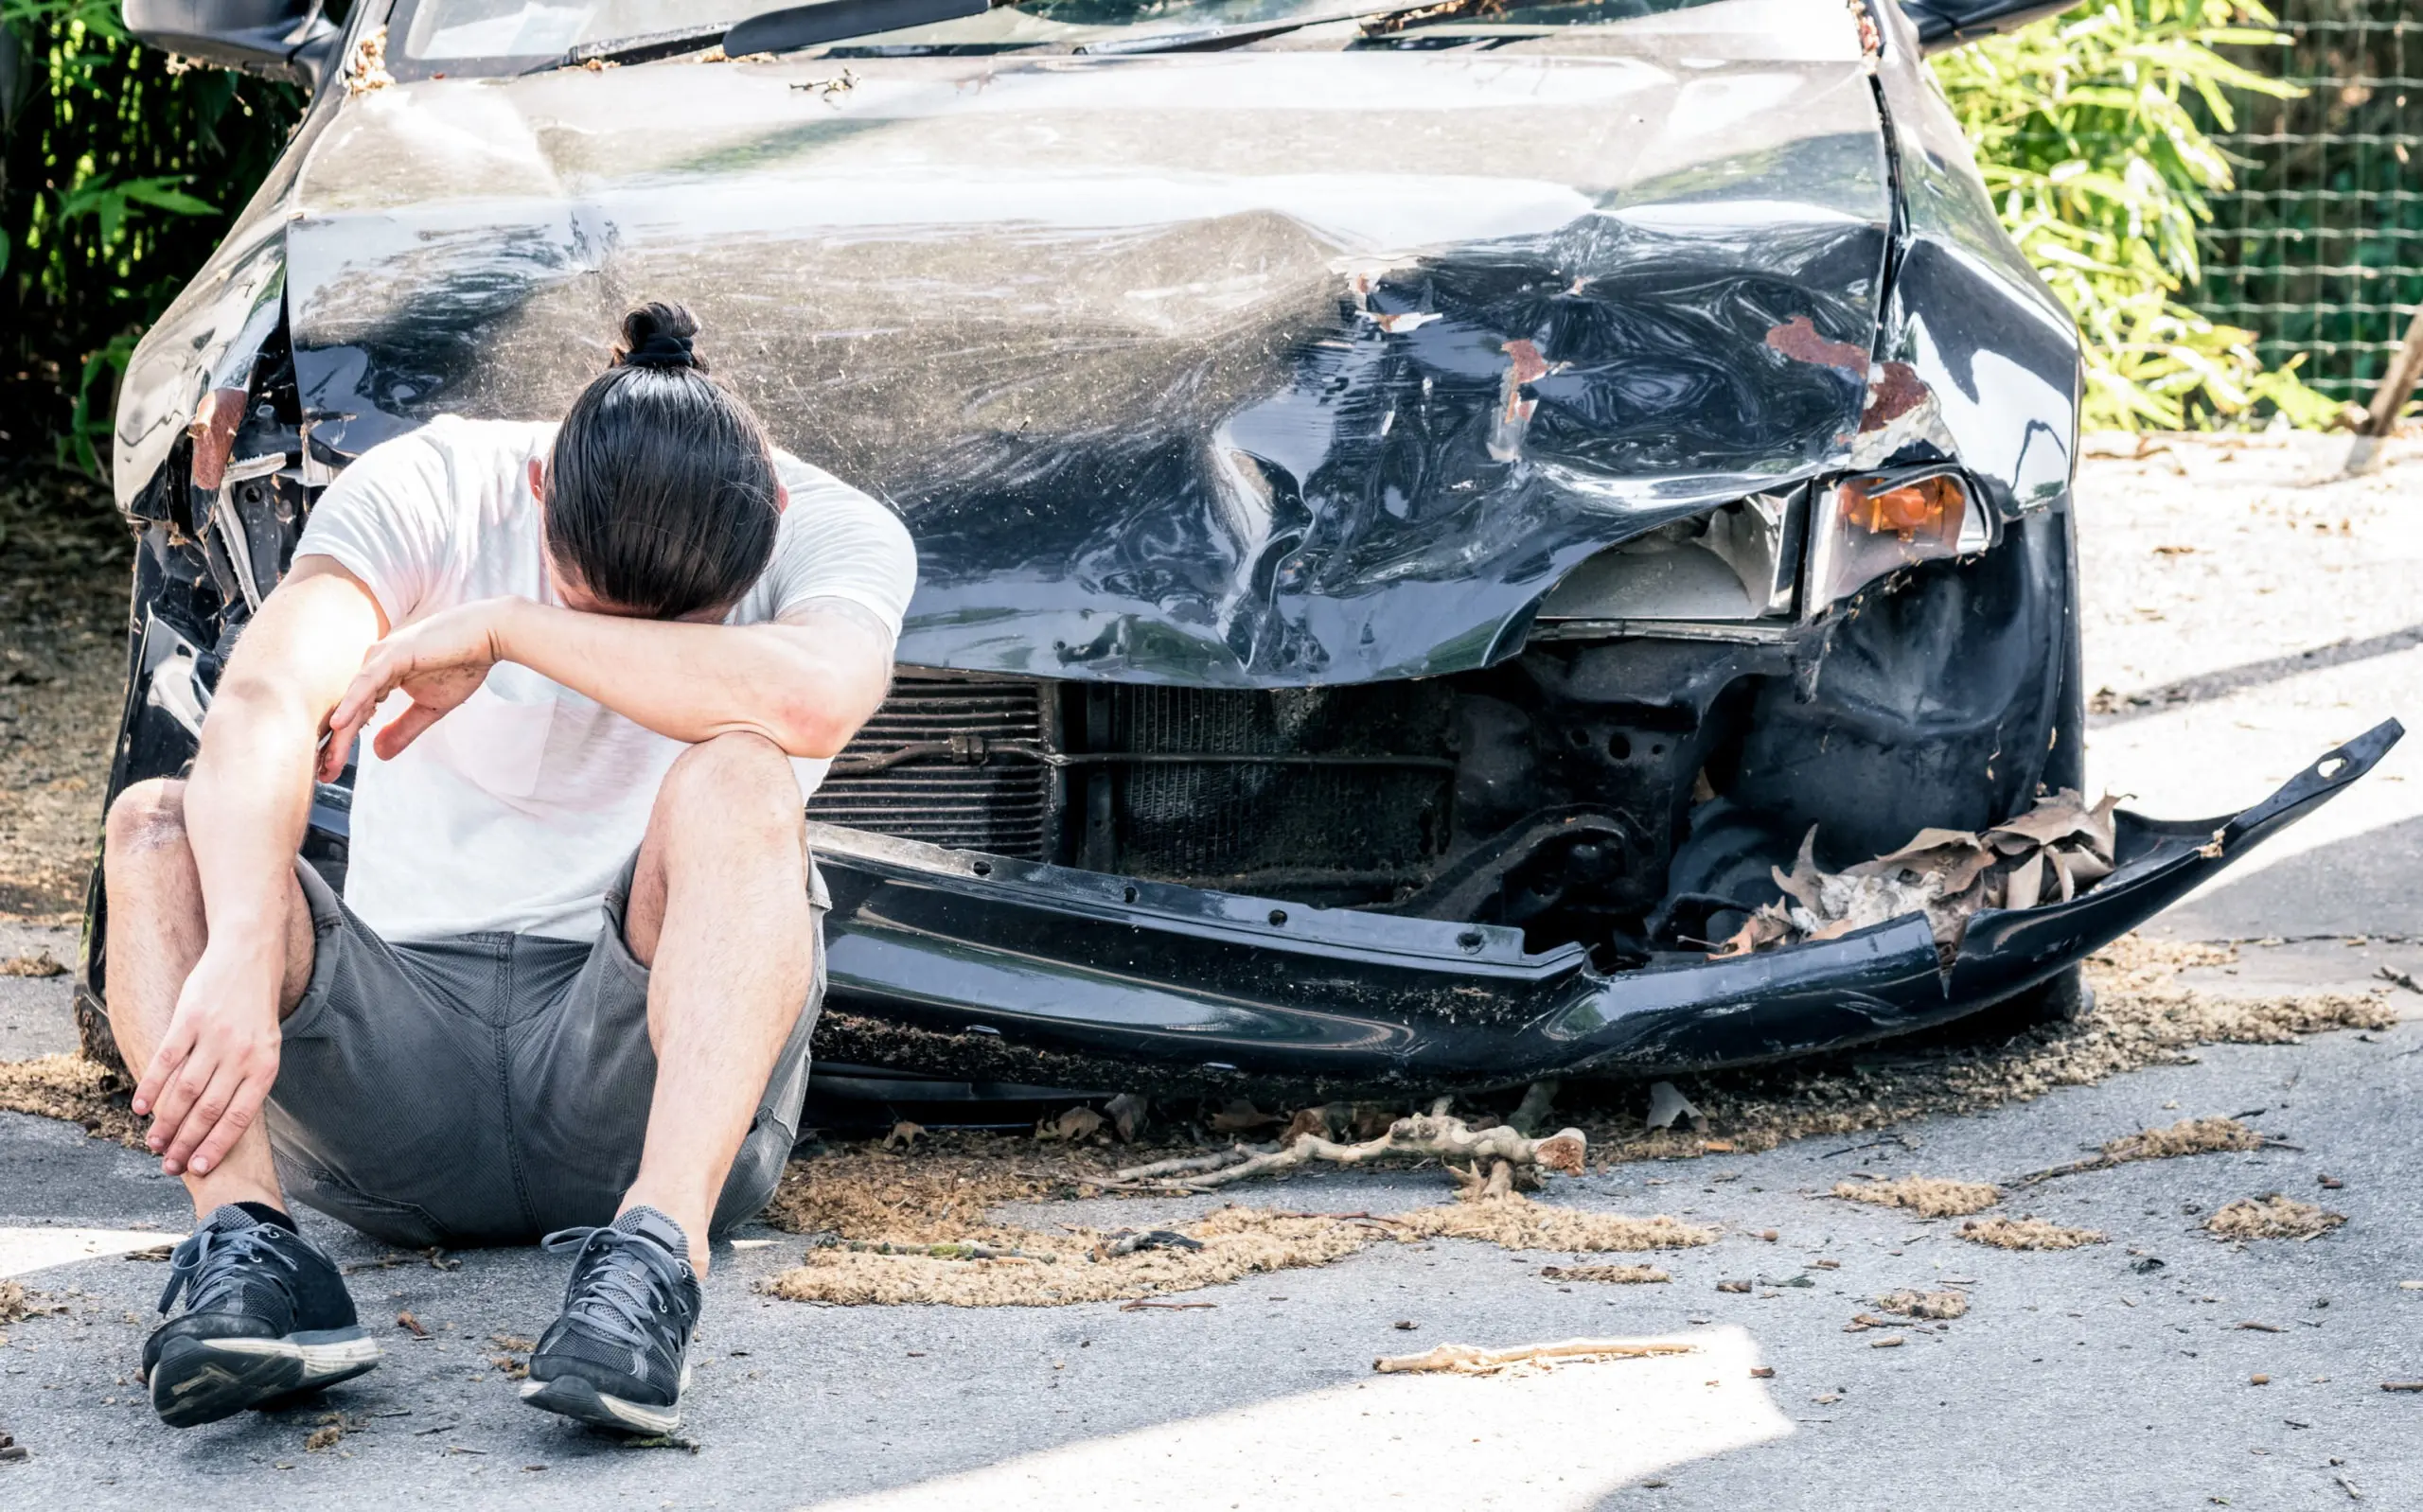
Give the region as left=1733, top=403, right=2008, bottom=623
left=613, top=300, right=706, bottom=373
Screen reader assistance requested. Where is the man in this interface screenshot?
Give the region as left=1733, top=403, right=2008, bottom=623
left=102, top=302, right=915, bottom=1433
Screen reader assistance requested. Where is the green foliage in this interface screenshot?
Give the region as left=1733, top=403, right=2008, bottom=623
left=1934, top=0, right=2340, bottom=431
left=0, top=0, right=301, bottom=473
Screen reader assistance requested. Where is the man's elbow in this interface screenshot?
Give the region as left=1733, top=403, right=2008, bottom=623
left=759, top=698, right=858, bottom=762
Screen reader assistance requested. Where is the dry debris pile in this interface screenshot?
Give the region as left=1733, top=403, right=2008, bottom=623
left=0, top=1053, right=137, bottom=1145
left=1716, top=790, right=2121, bottom=957
left=758, top=1130, right=1713, bottom=1309
left=1829, top=1176, right=2002, bottom=1218
left=1955, top=1216, right=2107, bottom=1251
left=1874, top=1288, right=1970, bottom=1321
left=1541, top=1264, right=1670, bottom=1285
left=2204, top=1195, right=2347, bottom=1242
left=2013, top=1116, right=2273, bottom=1186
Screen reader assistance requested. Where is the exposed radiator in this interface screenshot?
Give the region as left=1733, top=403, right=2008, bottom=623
left=807, top=675, right=1053, bottom=858
left=810, top=675, right=1455, bottom=900
left=1111, top=685, right=1454, bottom=891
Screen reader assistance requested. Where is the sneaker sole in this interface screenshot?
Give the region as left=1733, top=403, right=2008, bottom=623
left=518, top=1368, right=687, bottom=1434
left=150, top=1327, right=381, bottom=1428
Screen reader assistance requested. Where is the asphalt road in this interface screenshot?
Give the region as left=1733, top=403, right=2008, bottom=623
left=2, top=433, right=2418, bottom=1509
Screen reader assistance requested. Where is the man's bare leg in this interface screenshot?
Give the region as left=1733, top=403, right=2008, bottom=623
left=102, top=779, right=316, bottom=1215
left=615, top=732, right=815, bottom=1274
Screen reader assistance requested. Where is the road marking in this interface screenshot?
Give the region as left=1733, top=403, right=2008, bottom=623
left=0, top=1226, right=172, bottom=1278
left=803, top=1326, right=1788, bottom=1511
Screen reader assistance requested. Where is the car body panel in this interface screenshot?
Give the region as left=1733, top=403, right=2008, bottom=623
left=267, top=7, right=1911, bottom=686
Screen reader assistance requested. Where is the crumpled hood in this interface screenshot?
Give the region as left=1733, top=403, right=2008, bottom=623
left=285, top=3, right=1891, bottom=684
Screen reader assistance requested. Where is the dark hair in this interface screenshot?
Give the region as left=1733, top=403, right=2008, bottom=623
left=543, top=302, right=781, bottom=619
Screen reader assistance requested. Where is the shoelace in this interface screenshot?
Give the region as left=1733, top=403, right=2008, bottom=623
left=158, top=1223, right=300, bottom=1317
left=539, top=1226, right=689, bottom=1350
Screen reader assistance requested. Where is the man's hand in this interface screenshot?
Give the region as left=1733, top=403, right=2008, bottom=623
left=132, top=939, right=285, bottom=1177
left=319, top=599, right=514, bottom=782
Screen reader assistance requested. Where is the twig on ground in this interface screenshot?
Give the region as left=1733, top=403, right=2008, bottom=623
left=1108, top=1146, right=1265, bottom=1181
left=1373, top=1337, right=1692, bottom=1376
left=1110, top=1115, right=1584, bottom=1193
left=1508, top=1080, right=1561, bottom=1136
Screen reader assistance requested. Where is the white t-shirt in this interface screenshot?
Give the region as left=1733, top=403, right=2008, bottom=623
left=292, top=414, right=917, bottom=942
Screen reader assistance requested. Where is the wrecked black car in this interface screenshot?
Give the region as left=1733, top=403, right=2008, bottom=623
left=85, top=0, right=2398, bottom=1116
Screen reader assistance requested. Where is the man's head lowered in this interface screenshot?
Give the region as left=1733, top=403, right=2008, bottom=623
left=534, top=301, right=784, bottom=621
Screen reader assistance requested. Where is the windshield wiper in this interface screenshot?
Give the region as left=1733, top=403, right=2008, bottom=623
left=525, top=22, right=731, bottom=72
left=724, top=0, right=996, bottom=55
left=1071, top=1, right=1446, bottom=55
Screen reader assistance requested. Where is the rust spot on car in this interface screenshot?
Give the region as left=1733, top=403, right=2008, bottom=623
left=1490, top=339, right=1552, bottom=461
left=1859, top=360, right=1930, bottom=432
left=186, top=388, right=247, bottom=492
left=1763, top=315, right=1867, bottom=374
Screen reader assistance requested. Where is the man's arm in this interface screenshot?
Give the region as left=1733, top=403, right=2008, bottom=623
left=135, top=558, right=386, bottom=1176
left=319, top=596, right=894, bottom=778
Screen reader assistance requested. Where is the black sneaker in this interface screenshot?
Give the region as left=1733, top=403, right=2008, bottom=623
left=520, top=1207, right=700, bottom=1433
left=143, top=1204, right=378, bottom=1428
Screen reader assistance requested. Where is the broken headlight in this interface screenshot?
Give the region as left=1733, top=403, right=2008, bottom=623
left=1536, top=491, right=1798, bottom=624
left=1804, top=468, right=1990, bottom=616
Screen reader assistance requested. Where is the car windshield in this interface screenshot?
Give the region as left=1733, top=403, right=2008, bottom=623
left=393, top=0, right=1734, bottom=68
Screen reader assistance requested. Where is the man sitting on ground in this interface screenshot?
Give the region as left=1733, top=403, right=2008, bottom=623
left=104, top=301, right=915, bottom=1433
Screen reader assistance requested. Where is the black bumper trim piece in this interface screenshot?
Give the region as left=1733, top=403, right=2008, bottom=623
left=810, top=721, right=2403, bottom=1090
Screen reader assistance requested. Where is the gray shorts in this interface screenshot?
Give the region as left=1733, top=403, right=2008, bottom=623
left=264, top=853, right=825, bottom=1250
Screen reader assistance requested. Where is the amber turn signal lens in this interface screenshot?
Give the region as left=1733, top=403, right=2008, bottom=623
left=1807, top=470, right=1982, bottom=616
left=1845, top=474, right=1964, bottom=541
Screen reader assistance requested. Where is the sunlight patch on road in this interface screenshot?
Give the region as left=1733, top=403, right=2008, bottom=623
left=802, top=1326, right=1789, bottom=1511
left=2088, top=643, right=2422, bottom=900
left=0, top=1226, right=168, bottom=1278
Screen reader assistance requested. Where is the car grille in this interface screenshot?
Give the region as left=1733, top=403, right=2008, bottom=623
left=1110, top=685, right=1453, bottom=891
left=812, top=675, right=1455, bottom=896
left=807, top=675, right=1054, bottom=858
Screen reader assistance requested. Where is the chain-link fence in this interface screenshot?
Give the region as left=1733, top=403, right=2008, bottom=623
left=2196, top=0, right=2422, bottom=405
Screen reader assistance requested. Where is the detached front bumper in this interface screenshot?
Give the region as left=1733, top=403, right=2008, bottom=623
left=809, top=721, right=2402, bottom=1099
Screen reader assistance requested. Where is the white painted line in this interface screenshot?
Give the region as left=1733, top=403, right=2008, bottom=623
left=2089, top=643, right=2423, bottom=903
left=800, top=1326, right=1789, bottom=1511
left=0, top=1226, right=172, bottom=1279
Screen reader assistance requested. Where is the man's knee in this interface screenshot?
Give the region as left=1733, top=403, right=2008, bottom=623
left=656, top=732, right=803, bottom=837
left=103, top=779, right=190, bottom=873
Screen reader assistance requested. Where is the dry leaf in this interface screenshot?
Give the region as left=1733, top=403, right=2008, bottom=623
left=1208, top=1099, right=1282, bottom=1134
left=1104, top=1093, right=1148, bottom=1143
left=1717, top=789, right=2128, bottom=958
left=1037, top=1106, right=1105, bottom=1143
